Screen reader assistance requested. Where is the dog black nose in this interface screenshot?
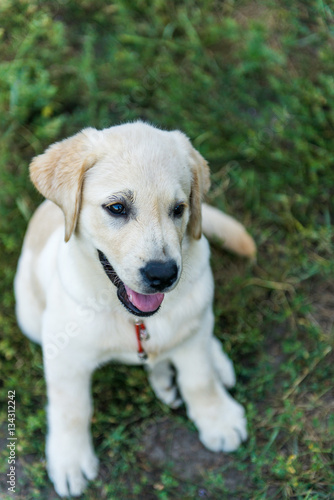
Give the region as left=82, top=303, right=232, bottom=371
left=141, top=260, right=178, bottom=291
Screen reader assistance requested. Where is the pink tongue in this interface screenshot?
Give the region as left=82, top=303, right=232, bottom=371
left=124, top=285, right=164, bottom=312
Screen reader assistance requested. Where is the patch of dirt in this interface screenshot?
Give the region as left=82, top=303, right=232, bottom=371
left=137, top=417, right=251, bottom=492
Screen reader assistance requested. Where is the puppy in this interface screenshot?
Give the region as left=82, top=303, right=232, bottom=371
left=14, top=122, right=255, bottom=497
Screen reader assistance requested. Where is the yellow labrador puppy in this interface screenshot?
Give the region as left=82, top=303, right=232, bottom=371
left=14, top=122, right=255, bottom=497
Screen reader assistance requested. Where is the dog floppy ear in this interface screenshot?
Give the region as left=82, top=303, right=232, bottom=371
left=188, top=148, right=211, bottom=240
left=30, top=128, right=98, bottom=242
left=172, top=130, right=211, bottom=240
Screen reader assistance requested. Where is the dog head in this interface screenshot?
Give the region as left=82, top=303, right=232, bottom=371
left=30, top=122, right=210, bottom=316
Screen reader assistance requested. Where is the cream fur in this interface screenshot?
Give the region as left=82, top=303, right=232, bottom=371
left=14, top=122, right=254, bottom=497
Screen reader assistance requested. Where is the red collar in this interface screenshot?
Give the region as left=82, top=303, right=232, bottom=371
left=135, top=321, right=149, bottom=361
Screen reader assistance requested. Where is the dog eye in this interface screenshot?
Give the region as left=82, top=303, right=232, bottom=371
left=105, top=203, right=127, bottom=216
left=173, top=204, right=185, bottom=218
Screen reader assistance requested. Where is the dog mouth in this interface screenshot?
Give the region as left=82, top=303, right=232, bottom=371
left=97, top=250, right=164, bottom=317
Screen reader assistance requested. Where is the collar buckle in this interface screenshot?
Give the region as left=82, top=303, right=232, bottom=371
left=135, top=321, right=149, bottom=361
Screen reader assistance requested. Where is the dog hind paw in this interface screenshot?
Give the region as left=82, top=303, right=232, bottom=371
left=148, top=361, right=183, bottom=408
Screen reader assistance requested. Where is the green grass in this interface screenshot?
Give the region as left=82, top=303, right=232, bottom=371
left=1, top=0, right=334, bottom=498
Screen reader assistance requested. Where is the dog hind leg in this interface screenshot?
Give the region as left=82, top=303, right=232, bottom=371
left=211, top=337, right=236, bottom=388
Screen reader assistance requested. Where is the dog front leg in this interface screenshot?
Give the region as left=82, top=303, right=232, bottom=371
left=170, top=309, right=247, bottom=453
left=44, top=356, right=98, bottom=497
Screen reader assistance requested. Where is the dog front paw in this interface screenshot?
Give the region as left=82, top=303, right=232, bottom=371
left=47, top=435, right=99, bottom=497
left=195, top=395, right=247, bottom=453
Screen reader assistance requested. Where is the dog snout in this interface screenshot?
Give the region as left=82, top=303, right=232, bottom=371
left=141, top=260, right=178, bottom=291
